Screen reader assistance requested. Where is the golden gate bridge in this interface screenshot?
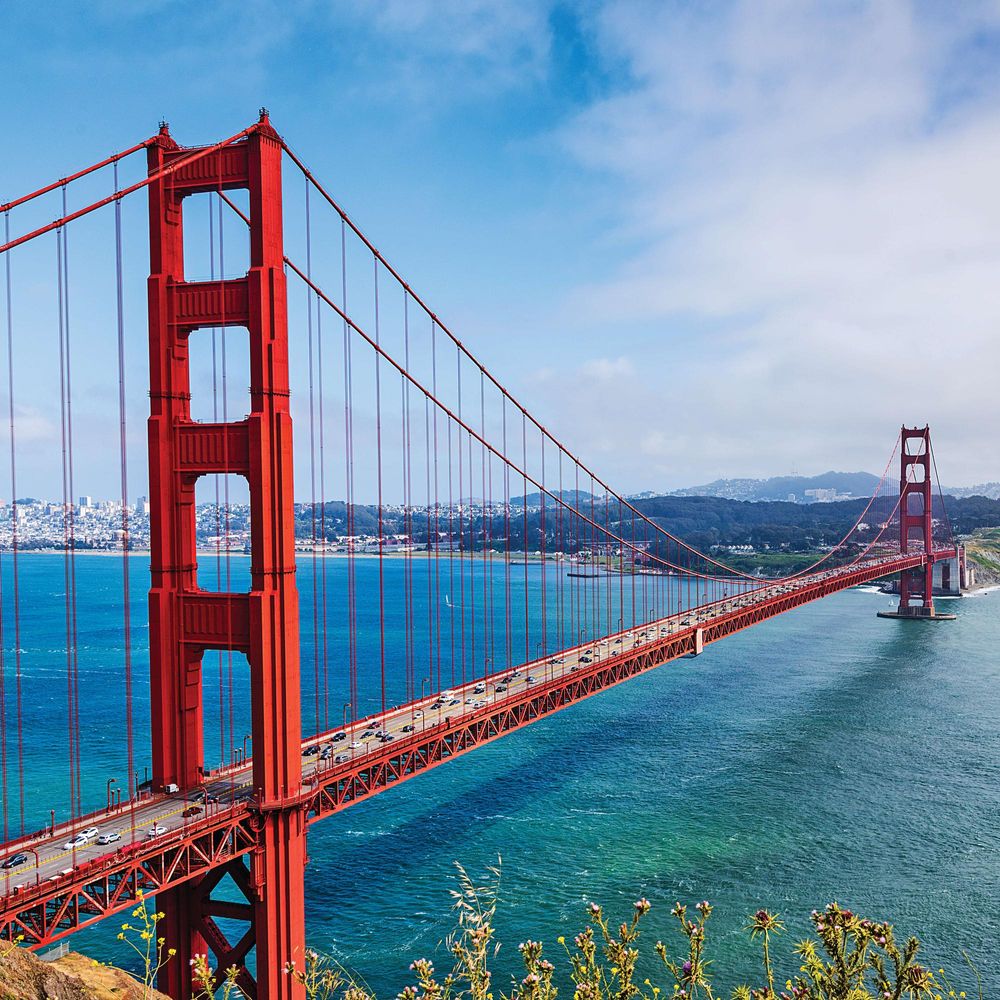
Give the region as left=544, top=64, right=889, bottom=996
left=0, top=112, right=957, bottom=998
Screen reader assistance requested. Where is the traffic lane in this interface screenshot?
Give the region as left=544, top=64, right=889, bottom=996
left=1, top=560, right=893, bottom=886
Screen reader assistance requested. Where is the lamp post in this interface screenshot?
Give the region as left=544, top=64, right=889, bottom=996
left=343, top=702, right=353, bottom=733
left=106, top=777, right=118, bottom=813
left=26, top=847, right=40, bottom=886
left=421, top=677, right=431, bottom=729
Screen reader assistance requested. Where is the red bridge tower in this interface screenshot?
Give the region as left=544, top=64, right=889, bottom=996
left=896, top=425, right=936, bottom=617
left=146, top=112, right=305, bottom=998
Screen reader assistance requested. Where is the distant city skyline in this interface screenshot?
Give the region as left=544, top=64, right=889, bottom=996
left=2, top=2, right=998, bottom=500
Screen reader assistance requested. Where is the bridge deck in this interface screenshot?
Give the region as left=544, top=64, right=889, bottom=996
left=0, top=551, right=945, bottom=947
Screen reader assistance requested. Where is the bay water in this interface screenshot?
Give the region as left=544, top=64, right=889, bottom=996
left=4, top=554, right=996, bottom=992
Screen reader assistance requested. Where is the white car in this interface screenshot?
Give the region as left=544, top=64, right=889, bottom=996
left=97, top=831, right=121, bottom=846
left=146, top=825, right=167, bottom=839
left=349, top=741, right=361, bottom=749
left=63, top=834, right=88, bottom=850
left=81, top=827, right=99, bottom=840
left=413, top=710, right=423, bottom=719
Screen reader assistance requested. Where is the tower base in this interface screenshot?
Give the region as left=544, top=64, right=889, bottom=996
left=877, top=608, right=956, bottom=621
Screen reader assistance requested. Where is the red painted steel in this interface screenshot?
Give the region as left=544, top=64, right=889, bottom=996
left=0, top=121, right=959, bottom=991
left=0, top=550, right=948, bottom=954
left=146, top=113, right=305, bottom=1000
left=898, top=426, right=935, bottom=614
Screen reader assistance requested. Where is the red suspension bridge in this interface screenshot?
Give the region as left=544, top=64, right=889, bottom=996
left=0, top=114, right=958, bottom=998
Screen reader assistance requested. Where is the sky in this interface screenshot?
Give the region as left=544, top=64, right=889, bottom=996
left=2, top=0, right=1000, bottom=500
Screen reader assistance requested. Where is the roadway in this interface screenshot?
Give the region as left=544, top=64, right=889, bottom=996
left=0, top=554, right=908, bottom=894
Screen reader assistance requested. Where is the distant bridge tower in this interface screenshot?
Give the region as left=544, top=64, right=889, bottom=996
left=146, top=112, right=305, bottom=999
left=896, top=425, right=935, bottom=615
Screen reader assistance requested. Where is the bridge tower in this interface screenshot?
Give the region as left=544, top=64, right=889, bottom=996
left=146, top=113, right=305, bottom=999
left=896, top=425, right=935, bottom=616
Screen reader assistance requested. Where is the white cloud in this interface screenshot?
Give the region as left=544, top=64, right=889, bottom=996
left=546, top=0, right=1000, bottom=487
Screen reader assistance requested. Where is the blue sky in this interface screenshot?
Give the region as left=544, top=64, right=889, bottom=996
left=2, top=0, right=1000, bottom=499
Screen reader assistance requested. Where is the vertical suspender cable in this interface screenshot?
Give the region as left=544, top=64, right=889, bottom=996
left=217, top=191, right=236, bottom=779
left=209, top=195, right=226, bottom=768
left=316, top=266, right=329, bottom=731
left=457, top=352, right=466, bottom=689
left=374, top=262, right=386, bottom=717
left=56, top=223, right=76, bottom=825
left=3, top=209, right=22, bottom=837
left=113, top=162, right=135, bottom=802
left=341, top=218, right=358, bottom=716
left=306, top=183, right=320, bottom=735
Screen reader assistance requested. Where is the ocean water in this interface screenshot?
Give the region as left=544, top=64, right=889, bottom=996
left=3, top=555, right=997, bottom=992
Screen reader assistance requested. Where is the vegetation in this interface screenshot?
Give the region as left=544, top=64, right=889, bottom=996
left=91, top=864, right=982, bottom=1000
left=289, top=495, right=1000, bottom=566
left=962, top=528, right=1000, bottom=585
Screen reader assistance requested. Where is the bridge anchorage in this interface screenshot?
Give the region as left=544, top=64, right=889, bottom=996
left=0, top=113, right=959, bottom=998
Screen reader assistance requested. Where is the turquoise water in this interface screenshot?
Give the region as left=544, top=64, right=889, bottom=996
left=4, top=555, right=997, bottom=992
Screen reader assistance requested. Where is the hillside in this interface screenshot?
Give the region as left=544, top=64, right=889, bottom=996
left=963, top=527, right=1000, bottom=585
left=666, top=471, right=881, bottom=502
left=0, top=946, right=165, bottom=1000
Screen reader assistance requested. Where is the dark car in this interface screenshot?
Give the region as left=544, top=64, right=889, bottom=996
left=495, top=683, right=508, bottom=692
left=332, top=732, right=347, bottom=742
left=361, top=730, right=375, bottom=739
left=580, top=656, right=592, bottom=664
left=379, top=733, right=395, bottom=742
left=402, top=724, right=414, bottom=733
left=182, top=805, right=203, bottom=818
left=1, top=853, right=27, bottom=869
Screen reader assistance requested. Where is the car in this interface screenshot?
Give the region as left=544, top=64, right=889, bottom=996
left=580, top=656, right=592, bottom=664
left=379, top=734, right=395, bottom=742
left=81, top=827, right=99, bottom=840
left=204, top=793, right=219, bottom=804
left=402, top=724, right=414, bottom=733
left=570, top=665, right=580, bottom=672
left=614, top=638, right=622, bottom=644
left=301, top=745, right=320, bottom=757
left=1, top=853, right=27, bottom=869
left=525, top=676, right=537, bottom=684
left=97, top=831, right=122, bottom=845
left=495, top=683, right=507, bottom=692
left=473, top=683, right=486, bottom=693
left=181, top=806, right=203, bottom=819
left=319, top=748, right=332, bottom=760
left=334, top=754, right=349, bottom=764
left=332, top=732, right=347, bottom=742
left=413, top=710, right=423, bottom=719
left=440, top=690, right=456, bottom=699
left=548, top=658, right=558, bottom=664
left=349, top=741, right=361, bottom=749
left=63, top=834, right=87, bottom=850
left=361, top=730, right=375, bottom=739
left=147, top=825, right=167, bottom=839
left=447, top=698, right=460, bottom=706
